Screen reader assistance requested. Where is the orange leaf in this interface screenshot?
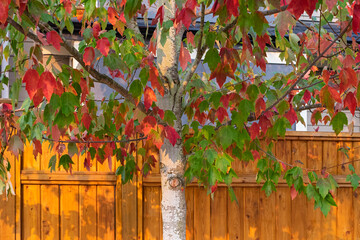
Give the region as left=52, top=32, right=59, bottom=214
left=144, top=87, right=157, bottom=111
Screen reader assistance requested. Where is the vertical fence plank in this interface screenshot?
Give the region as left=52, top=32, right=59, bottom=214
left=41, top=185, right=59, bottom=240
left=0, top=151, right=16, bottom=240
left=122, top=181, right=138, bottom=240
left=60, top=185, right=79, bottom=240
left=23, top=141, right=40, bottom=170
left=259, top=191, right=275, bottom=240
left=275, top=188, right=291, bottom=240
left=79, top=185, right=96, bottom=240
left=23, top=185, right=41, bottom=240
left=354, top=188, right=360, bottom=239
left=143, top=187, right=160, bottom=240
left=306, top=141, right=322, bottom=239
left=321, top=141, right=338, bottom=240
left=337, top=188, right=353, bottom=240
left=97, top=186, right=115, bottom=240
left=210, top=187, right=227, bottom=240
left=244, top=187, right=259, bottom=240
left=291, top=141, right=307, bottom=240
left=136, top=138, right=143, bottom=240
left=116, top=175, right=122, bottom=240
left=228, top=187, right=243, bottom=240
left=186, top=187, right=194, bottom=240
left=194, top=188, right=210, bottom=240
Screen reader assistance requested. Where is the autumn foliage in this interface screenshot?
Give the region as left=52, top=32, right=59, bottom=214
left=1, top=0, right=360, bottom=220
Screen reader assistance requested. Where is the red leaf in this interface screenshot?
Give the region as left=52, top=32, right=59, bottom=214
left=23, top=69, right=40, bottom=100
left=52, top=125, right=60, bottom=142
left=327, top=86, right=342, bottom=103
left=80, top=78, right=89, bottom=103
left=284, top=107, right=298, bottom=125
left=220, top=94, right=229, bottom=108
left=290, top=184, right=298, bottom=200
left=33, top=139, right=42, bottom=158
left=152, top=6, right=164, bottom=25
left=108, top=7, right=119, bottom=25
left=249, top=122, right=260, bottom=141
left=82, top=112, right=92, bottom=130
left=149, top=65, right=164, bottom=96
left=226, top=0, right=239, bottom=18
left=92, top=22, right=101, bottom=39
left=83, top=47, right=95, bottom=66
left=32, top=89, right=44, bottom=107
left=256, top=33, right=271, bottom=53
left=187, top=31, right=195, bottom=47
left=216, top=107, right=228, bottom=123
left=144, top=87, right=157, bottom=111
left=287, top=0, right=316, bottom=20
left=179, top=42, right=191, bottom=71
left=164, top=126, right=180, bottom=146
left=63, top=0, right=72, bottom=14
left=353, top=4, right=360, bottom=34
left=141, top=116, right=157, bottom=136
left=339, top=68, right=358, bottom=93
left=344, top=92, right=357, bottom=116
left=259, top=115, right=272, bottom=134
left=96, top=37, right=111, bottom=56
left=39, top=71, right=56, bottom=102
left=255, top=97, right=266, bottom=118
left=0, top=0, right=9, bottom=24
left=46, top=31, right=63, bottom=51
left=209, top=63, right=234, bottom=88
left=303, top=90, right=311, bottom=104
left=252, top=150, right=260, bottom=161
left=177, top=7, right=196, bottom=29
left=125, top=119, right=134, bottom=138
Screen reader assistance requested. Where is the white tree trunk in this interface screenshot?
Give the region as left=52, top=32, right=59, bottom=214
left=159, top=140, right=186, bottom=240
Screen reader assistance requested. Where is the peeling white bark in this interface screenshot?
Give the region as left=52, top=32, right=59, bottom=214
left=155, top=0, right=187, bottom=238
left=160, top=140, right=186, bottom=240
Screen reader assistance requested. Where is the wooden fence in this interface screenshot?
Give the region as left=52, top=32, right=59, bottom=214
left=1, top=132, right=360, bottom=240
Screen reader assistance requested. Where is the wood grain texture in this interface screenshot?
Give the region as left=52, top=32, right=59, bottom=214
left=194, top=188, right=210, bottom=240
left=143, top=187, right=160, bottom=240
left=60, top=185, right=79, bottom=240
left=79, top=185, right=96, bottom=240
left=244, top=187, right=260, bottom=240
left=210, top=187, right=227, bottom=240
left=97, top=186, right=115, bottom=240
left=41, top=185, right=59, bottom=240
left=23, top=185, right=41, bottom=240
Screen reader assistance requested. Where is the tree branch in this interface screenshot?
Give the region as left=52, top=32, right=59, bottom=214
left=8, top=16, right=149, bottom=115
left=261, top=20, right=351, bottom=117
left=179, top=3, right=206, bottom=96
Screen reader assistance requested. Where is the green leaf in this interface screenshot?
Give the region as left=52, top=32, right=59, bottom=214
left=48, top=155, right=57, bottom=172
left=61, top=92, right=79, bottom=117
left=330, top=112, right=348, bottom=135
left=204, top=48, right=221, bottom=70
left=316, top=178, right=331, bottom=198
left=257, top=158, right=267, bottom=172
left=228, top=187, right=239, bottom=205
left=204, top=149, right=217, bottom=165
left=129, top=80, right=143, bottom=99
left=164, top=110, right=177, bottom=126
left=215, top=155, right=231, bottom=173
left=217, top=126, right=235, bottom=149
left=346, top=173, right=360, bottom=190
left=262, top=180, right=276, bottom=197
left=59, top=154, right=74, bottom=171
left=246, top=84, right=259, bottom=101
